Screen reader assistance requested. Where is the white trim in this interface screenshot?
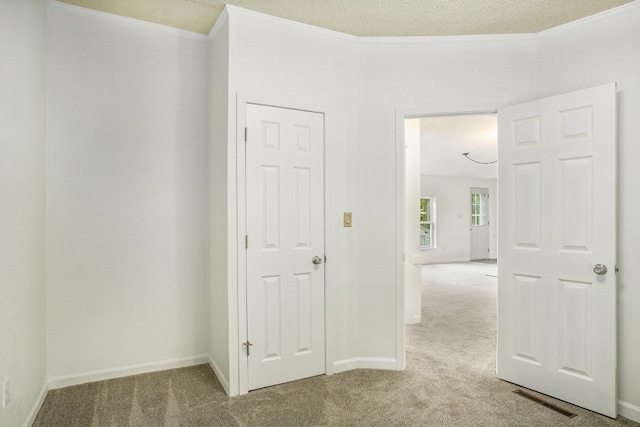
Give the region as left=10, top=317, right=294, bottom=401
left=235, top=93, right=247, bottom=396
left=47, top=355, right=209, bottom=390
left=208, top=6, right=229, bottom=39
left=47, top=0, right=640, bottom=46
left=208, top=356, right=230, bottom=395
left=402, top=105, right=499, bottom=119
left=422, top=258, right=471, bottom=265
left=225, top=5, right=538, bottom=47
left=332, top=358, right=398, bottom=374
left=237, top=94, right=330, bottom=116
left=22, top=382, right=48, bottom=427
left=618, top=400, right=640, bottom=423
left=395, top=108, right=406, bottom=372
left=360, top=33, right=537, bottom=46
left=537, top=1, right=640, bottom=38
left=227, top=92, right=240, bottom=398
left=48, top=1, right=210, bottom=42
left=322, top=109, right=335, bottom=378
left=225, top=5, right=359, bottom=44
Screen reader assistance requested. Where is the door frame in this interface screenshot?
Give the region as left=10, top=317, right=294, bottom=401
left=394, top=103, right=498, bottom=370
left=235, top=94, right=332, bottom=395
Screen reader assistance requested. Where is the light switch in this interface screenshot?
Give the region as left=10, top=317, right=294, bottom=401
left=344, top=212, right=352, bottom=227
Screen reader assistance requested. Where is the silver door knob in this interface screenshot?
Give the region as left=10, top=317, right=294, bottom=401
left=312, top=256, right=323, bottom=265
left=593, top=264, right=608, bottom=275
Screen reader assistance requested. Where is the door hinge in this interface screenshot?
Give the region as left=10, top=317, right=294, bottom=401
left=244, top=127, right=248, bottom=142
left=245, top=235, right=248, bottom=249
left=243, top=341, right=253, bottom=356
left=615, top=265, right=619, bottom=274
left=324, top=255, right=327, bottom=263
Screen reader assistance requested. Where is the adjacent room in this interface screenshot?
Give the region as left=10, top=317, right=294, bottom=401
left=418, top=114, right=498, bottom=264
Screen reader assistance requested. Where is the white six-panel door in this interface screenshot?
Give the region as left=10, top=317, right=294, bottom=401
left=245, top=104, right=325, bottom=391
left=497, top=83, right=617, bottom=417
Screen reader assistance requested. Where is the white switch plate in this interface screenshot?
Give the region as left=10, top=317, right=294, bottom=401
left=344, top=212, right=352, bottom=227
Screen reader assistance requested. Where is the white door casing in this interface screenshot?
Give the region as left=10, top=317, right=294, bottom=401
left=405, top=119, right=422, bottom=324
left=245, top=104, right=325, bottom=391
left=497, top=83, right=617, bottom=417
left=470, top=187, right=490, bottom=260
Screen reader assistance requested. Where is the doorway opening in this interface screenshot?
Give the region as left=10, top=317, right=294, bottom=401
left=403, top=112, right=498, bottom=362
left=403, top=113, right=498, bottom=311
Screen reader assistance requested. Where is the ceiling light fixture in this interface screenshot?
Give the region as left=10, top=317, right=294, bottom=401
left=462, top=152, right=497, bottom=164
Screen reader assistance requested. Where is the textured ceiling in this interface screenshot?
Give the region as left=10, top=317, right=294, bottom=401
left=420, top=114, right=497, bottom=180
left=57, top=0, right=635, bottom=36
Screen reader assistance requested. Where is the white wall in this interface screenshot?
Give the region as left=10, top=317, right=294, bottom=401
left=356, top=37, right=536, bottom=360
left=223, top=8, right=537, bottom=379
left=47, top=4, right=210, bottom=384
left=536, top=3, right=640, bottom=419
left=226, top=7, right=362, bottom=378
left=0, top=0, right=48, bottom=425
left=420, top=176, right=497, bottom=264
left=34, top=3, right=640, bottom=421
left=208, top=12, right=231, bottom=393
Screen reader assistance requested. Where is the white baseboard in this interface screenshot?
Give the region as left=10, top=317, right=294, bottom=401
left=208, top=356, right=230, bottom=395
left=618, top=400, right=640, bottom=423
left=422, top=257, right=469, bottom=265
left=47, top=355, right=210, bottom=390
left=406, top=315, right=422, bottom=325
left=23, top=382, right=48, bottom=427
left=331, top=357, right=398, bottom=374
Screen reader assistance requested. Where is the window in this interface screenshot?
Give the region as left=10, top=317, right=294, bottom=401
left=420, top=197, right=436, bottom=248
left=471, top=192, right=487, bottom=226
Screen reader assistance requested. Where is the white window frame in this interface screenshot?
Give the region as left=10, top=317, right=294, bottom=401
left=420, top=197, right=436, bottom=249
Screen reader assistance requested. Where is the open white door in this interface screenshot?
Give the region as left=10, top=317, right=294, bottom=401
left=497, top=83, right=617, bottom=417
left=245, top=104, right=325, bottom=391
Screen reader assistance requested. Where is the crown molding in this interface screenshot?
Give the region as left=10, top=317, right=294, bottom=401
left=49, top=1, right=210, bottom=42
left=359, top=33, right=537, bottom=47
left=208, top=6, right=229, bottom=40
left=50, top=0, right=640, bottom=47
left=224, top=5, right=360, bottom=44
left=224, top=5, right=539, bottom=47
left=537, top=0, right=640, bottom=38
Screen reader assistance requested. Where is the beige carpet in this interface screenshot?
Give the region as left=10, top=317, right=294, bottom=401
left=34, top=262, right=639, bottom=426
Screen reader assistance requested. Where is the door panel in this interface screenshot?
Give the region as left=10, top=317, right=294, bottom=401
left=497, top=83, right=616, bottom=417
left=246, top=104, right=325, bottom=391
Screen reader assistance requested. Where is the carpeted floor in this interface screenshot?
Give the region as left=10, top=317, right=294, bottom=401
left=33, top=262, right=639, bottom=426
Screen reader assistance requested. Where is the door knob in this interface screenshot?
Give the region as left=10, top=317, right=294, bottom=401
left=312, top=256, right=323, bottom=265
left=593, top=264, right=608, bottom=275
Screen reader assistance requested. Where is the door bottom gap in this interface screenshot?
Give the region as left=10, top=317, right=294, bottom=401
left=512, top=389, right=578, bottom=418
